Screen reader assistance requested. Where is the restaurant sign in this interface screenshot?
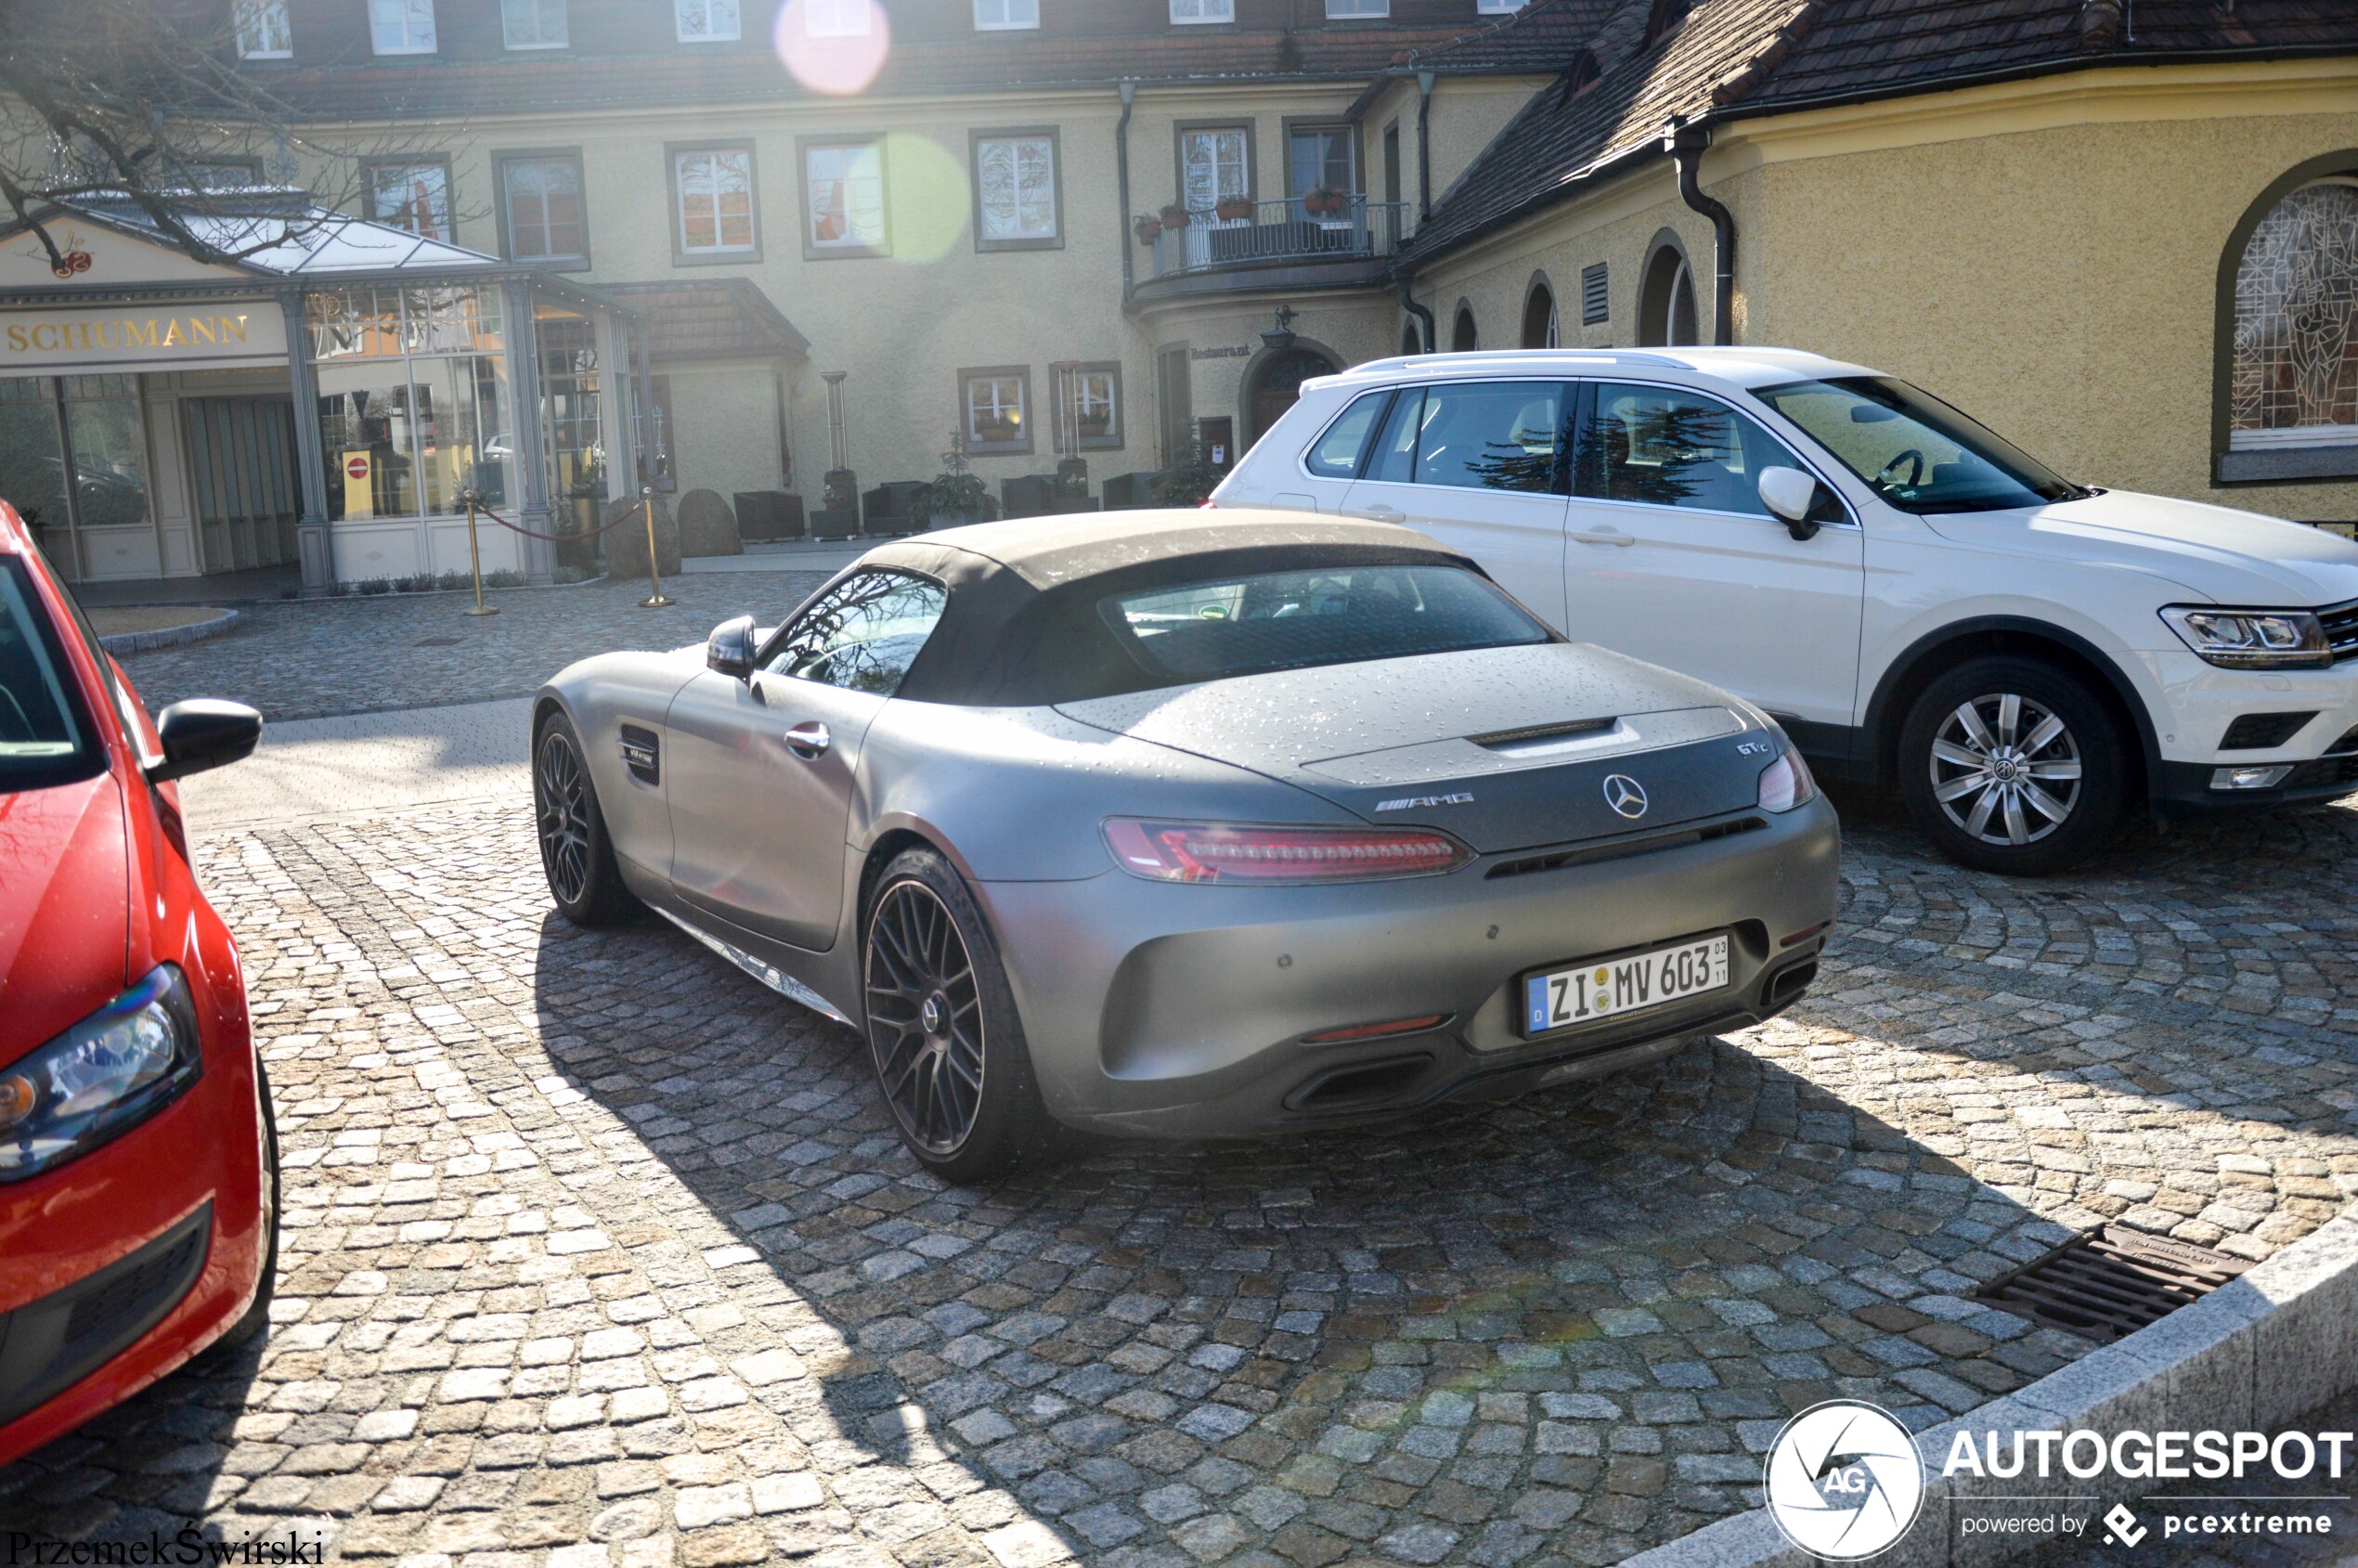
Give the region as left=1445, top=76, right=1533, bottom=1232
left=2, top=304, right=287, bottom=370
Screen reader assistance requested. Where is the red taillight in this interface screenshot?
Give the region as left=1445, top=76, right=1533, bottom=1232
left=1103, top=819, right=1471, bottom=883
left=1302, top=1014, right=1450, bottom=1044
left=1198, top=499, right=1219, bottom=510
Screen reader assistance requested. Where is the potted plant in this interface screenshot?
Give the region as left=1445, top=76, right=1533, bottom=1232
left=911, top=434, right=1000, bottom=530
left=1305, top=185, right=1348, bottom=217
left=1159, top=201, right=1190, bottom=230
left=1215, top=195, right=1253, bottom=222
left=1149, top=434, right=1223, bottom=508
left=1133, top=214, right=1162, bottom=245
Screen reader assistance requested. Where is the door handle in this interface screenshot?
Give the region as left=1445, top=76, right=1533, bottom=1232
left=1351, top=505, right=1406, bottom=523
left=784, top=721, right=830, bottom=759
left=1570, top=528, right=1636, bottom=547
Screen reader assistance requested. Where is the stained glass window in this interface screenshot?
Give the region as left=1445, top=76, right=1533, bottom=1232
left=2232, top=179, right=2358, bottom=447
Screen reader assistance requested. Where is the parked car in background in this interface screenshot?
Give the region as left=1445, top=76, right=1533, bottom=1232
left=0, top=499, right=275, bottom=1467
left=1216, top=348, right=2358, bottom=875
left=532, top=512, right=1839, bottom=1181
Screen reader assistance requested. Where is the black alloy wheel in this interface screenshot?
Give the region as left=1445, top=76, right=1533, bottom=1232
left=1899, top=655, right=2126, bottom=876
left=862, top=848, right=1057, bottom=1182
left=533, top=712, right=640, bottom=925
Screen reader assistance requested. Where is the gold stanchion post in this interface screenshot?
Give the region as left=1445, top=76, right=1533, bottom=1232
left=462, top=489, right=499, bottom=616
left=640, top=485, right=674, bottom=608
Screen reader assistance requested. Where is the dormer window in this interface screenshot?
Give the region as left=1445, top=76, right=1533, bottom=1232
left=974, top=0, right=1038, bottom=29
left=675, top=0, right=741, bottom=43
left=502, top=0, right=567, bottom=48
left=234, top=0, right=292, bottom=58
left=1170, top=0, right=1234, bottom=19
left=368, top=0, right=436, bottom=54
left=1326, top=0, right=1389, bottom=16
left=805, top=0, right=872, bottom=35
left=1477, top=0, right=1527, bottom=11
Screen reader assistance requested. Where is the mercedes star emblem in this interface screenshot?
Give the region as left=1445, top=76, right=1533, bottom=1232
left=1602, top=774, right=1649, bottom=819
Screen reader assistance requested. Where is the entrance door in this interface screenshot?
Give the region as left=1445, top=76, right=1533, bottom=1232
left=184, top=397, right=301, bottom=572
left=1340, top=379, right=1572, bottom=631
left=1248, top=348, right=1336, bottom=444
left=1561, top=380, right=1863, bottom=728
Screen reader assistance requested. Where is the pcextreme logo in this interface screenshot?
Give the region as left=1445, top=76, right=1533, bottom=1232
left=1763, top=1401, right=1926, bottom=1560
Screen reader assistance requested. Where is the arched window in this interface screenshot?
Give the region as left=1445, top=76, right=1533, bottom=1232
left=1638, top=242, right=1698, bottom=347
left=1522, top=279, right=1559, bottom=348
left=1401, top=320, right=1423, bottom=356
left=1452, top=305, right=1477, bottom=352
left=2230, top=177, right=2358, bottom=455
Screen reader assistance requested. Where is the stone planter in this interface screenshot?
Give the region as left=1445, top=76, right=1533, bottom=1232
left=603, top=495, right=680, bottom=578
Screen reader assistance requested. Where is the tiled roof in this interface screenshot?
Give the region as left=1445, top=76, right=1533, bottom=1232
left=1400, top=0, right=1637, bottom=71
left=1737, top=0, right=2358, bottom=110
left=250, top=28, right=1487, bottom=118
left=601, top=279, right=809, bottom=361
left=1404, top=0, right=2358, bottom=266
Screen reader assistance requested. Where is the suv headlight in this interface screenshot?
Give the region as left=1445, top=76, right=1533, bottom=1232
left=0, top=966, right=202, bottom=1183
left=2159, top=606, right=2333, bottom=670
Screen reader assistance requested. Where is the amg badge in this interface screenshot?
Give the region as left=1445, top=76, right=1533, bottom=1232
left=1374, top=791, right=1475, bottom=812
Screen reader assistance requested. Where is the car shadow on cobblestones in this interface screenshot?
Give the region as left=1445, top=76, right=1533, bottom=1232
left=527, top=905, right=2092, bottom=1565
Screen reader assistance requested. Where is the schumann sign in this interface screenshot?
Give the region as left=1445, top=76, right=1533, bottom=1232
left=1, top=305, right=288, bottom=369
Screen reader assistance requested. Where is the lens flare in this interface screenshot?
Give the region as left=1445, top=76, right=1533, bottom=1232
left=774, top=0, right=891, bottom=97
left=882, top=134, right=970, bottom=263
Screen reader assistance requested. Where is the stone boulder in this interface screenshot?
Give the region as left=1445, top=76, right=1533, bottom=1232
left=676, top=487, right=743, bottom=558
left=603, top=495, right=680, bottom=579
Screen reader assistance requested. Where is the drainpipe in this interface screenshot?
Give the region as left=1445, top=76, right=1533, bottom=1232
left=1415, top=69, right=1436, bottom=225
left=1670, top=122, right=1735, bottom=345
left=1117, top=79, right=1137, bottom=300
left=1398, top=272, right=1436, bottom=356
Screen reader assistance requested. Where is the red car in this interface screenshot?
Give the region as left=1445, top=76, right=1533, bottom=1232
left=0, top=499, right=275, bottom=1468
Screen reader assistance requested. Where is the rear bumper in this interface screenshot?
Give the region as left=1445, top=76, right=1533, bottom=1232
left=0, top=1029, right=266, bottom=1468
left=977, top=797, right=1840, bottom=1139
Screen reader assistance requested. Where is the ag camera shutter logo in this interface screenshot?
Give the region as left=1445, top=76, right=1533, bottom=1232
left=1764, top=1400, right=1926, bottom=1559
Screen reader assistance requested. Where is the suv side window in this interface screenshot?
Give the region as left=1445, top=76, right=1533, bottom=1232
left=1578, top=382, right=1834, bottom=521
left=1364, top=382, right=1566, bottom=494
left=763, top=570, right=946, bottom=695
left=1304, top=391, right=1391, bottom=479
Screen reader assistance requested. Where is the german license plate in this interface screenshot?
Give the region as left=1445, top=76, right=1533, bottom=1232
left=1522, top=934, right=1730, bottom=1037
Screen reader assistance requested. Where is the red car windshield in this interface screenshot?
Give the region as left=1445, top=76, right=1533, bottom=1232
left=0, top=558, right=104, bottom=793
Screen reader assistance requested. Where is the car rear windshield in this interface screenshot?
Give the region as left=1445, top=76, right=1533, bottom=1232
left=0, top=558, right=103, bottom=793
left=1100, top=564, right=1548, bottom=684
left=1755, top=375, right=2084, bottom=514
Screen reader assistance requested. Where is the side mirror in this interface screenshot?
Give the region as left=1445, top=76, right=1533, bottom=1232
left=147, top=699, right=263, bottom=784
left=706, top=615, right=757, bottom=680
left=1757, top=468, right=1824, bottom=542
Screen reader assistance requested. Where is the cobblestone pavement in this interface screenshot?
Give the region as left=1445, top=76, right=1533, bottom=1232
left=5, top=778, right=2356, bottom=1566
left=116, top=571, right=833, bottom=721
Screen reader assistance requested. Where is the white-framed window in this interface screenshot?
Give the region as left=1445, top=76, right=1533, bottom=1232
left=1477, top=0, right=1527, bottom=12
left=234, top=0, right=292, bottom=58
left=369, top=162, right=451, bottom=240
left=974, top=0, right=1038, bottom=28
left=1170, top=0, right=1234, bottom=20
left=975, top=134, right=1057, bottom=246
left=1180, top=127, right=1250, bottom=214
left=675, top=0, right=740, bottom=42
left=805, top=141, right=887, bottom=254
left=675, top=148, right=757, bottom=255
left=1326, top=0, right=1389, bottom=16
left=1055, top=363, right=1121, bottom=452
left=369, top=0, right=436, bottom=53
left=501, top=0, right=567, bottom=48
left=502, top=156, right=586, bottom=263
left=805, top=0, right=873, bottom=35
left=962, top=368, right=1030, bottom=454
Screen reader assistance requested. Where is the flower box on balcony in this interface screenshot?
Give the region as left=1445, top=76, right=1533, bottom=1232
left=1134, top=214, right=1162, bottom=245
left=1215, top=197, right=1252, bottom=222
left=1303, top=187, right=1348, bottom=217
left=1159, top=202, right=1191, bottom=229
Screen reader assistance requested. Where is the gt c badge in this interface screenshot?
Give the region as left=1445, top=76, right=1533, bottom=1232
left=1602, top=774, right=1648, bottom=819
left=1374, top=792, right=1474, bottom=812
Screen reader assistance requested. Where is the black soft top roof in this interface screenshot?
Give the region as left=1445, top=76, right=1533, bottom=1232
left=840, top=510, right=1489, bottom=707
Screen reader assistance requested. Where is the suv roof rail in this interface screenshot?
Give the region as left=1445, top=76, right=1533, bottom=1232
left=1340, top=349, right=1691, bottom=377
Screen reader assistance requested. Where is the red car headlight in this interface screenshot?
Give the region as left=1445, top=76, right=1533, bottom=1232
left=0, top=965, right=202, bottom=1183
left=1756, top=747, right=1819, bottom=813
left=1103, top=819, right=1472, bottom=884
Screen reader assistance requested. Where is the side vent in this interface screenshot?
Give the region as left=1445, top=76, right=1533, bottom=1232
left=620, top=725, right=661, bottom=785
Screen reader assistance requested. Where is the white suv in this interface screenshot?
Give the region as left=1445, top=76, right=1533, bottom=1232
left=1214, top=347, right=2358, bottom=875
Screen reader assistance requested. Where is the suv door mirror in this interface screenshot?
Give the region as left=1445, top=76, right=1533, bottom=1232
left=1757, top=468, right=1824, bottom=541
left=147, top=699, right=263, bottom=784
left=706, top=615, right=757, bottom=680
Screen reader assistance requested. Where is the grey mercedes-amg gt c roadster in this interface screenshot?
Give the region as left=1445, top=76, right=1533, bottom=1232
left=532, top=512, right=1838, bottom=1180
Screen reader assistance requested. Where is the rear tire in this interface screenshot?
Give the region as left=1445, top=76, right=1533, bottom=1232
left=862, top=849, right=1059, bottom=1184
left=1898, top=655, right=2127, bottom=876
left=535, top=711, right=640, bottom=927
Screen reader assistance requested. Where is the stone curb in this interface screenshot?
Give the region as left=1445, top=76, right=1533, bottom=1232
left=1623, top=1209, right=2358, bottom=1568
left=98, top=606, right=240, bottom=654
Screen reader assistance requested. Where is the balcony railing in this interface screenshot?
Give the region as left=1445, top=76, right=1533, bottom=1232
left=1144, top=197, right=1409, bottom=281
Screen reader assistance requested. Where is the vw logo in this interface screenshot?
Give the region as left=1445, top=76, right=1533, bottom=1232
left=1602, top=774, right=1649, bottom=819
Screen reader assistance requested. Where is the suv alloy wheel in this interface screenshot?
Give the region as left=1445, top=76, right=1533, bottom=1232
left=1898, top=655, right=2127, bottom=875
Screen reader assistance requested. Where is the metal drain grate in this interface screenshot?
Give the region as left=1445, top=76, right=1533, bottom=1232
left=1971, top=1226, right=2250, bottom=1343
